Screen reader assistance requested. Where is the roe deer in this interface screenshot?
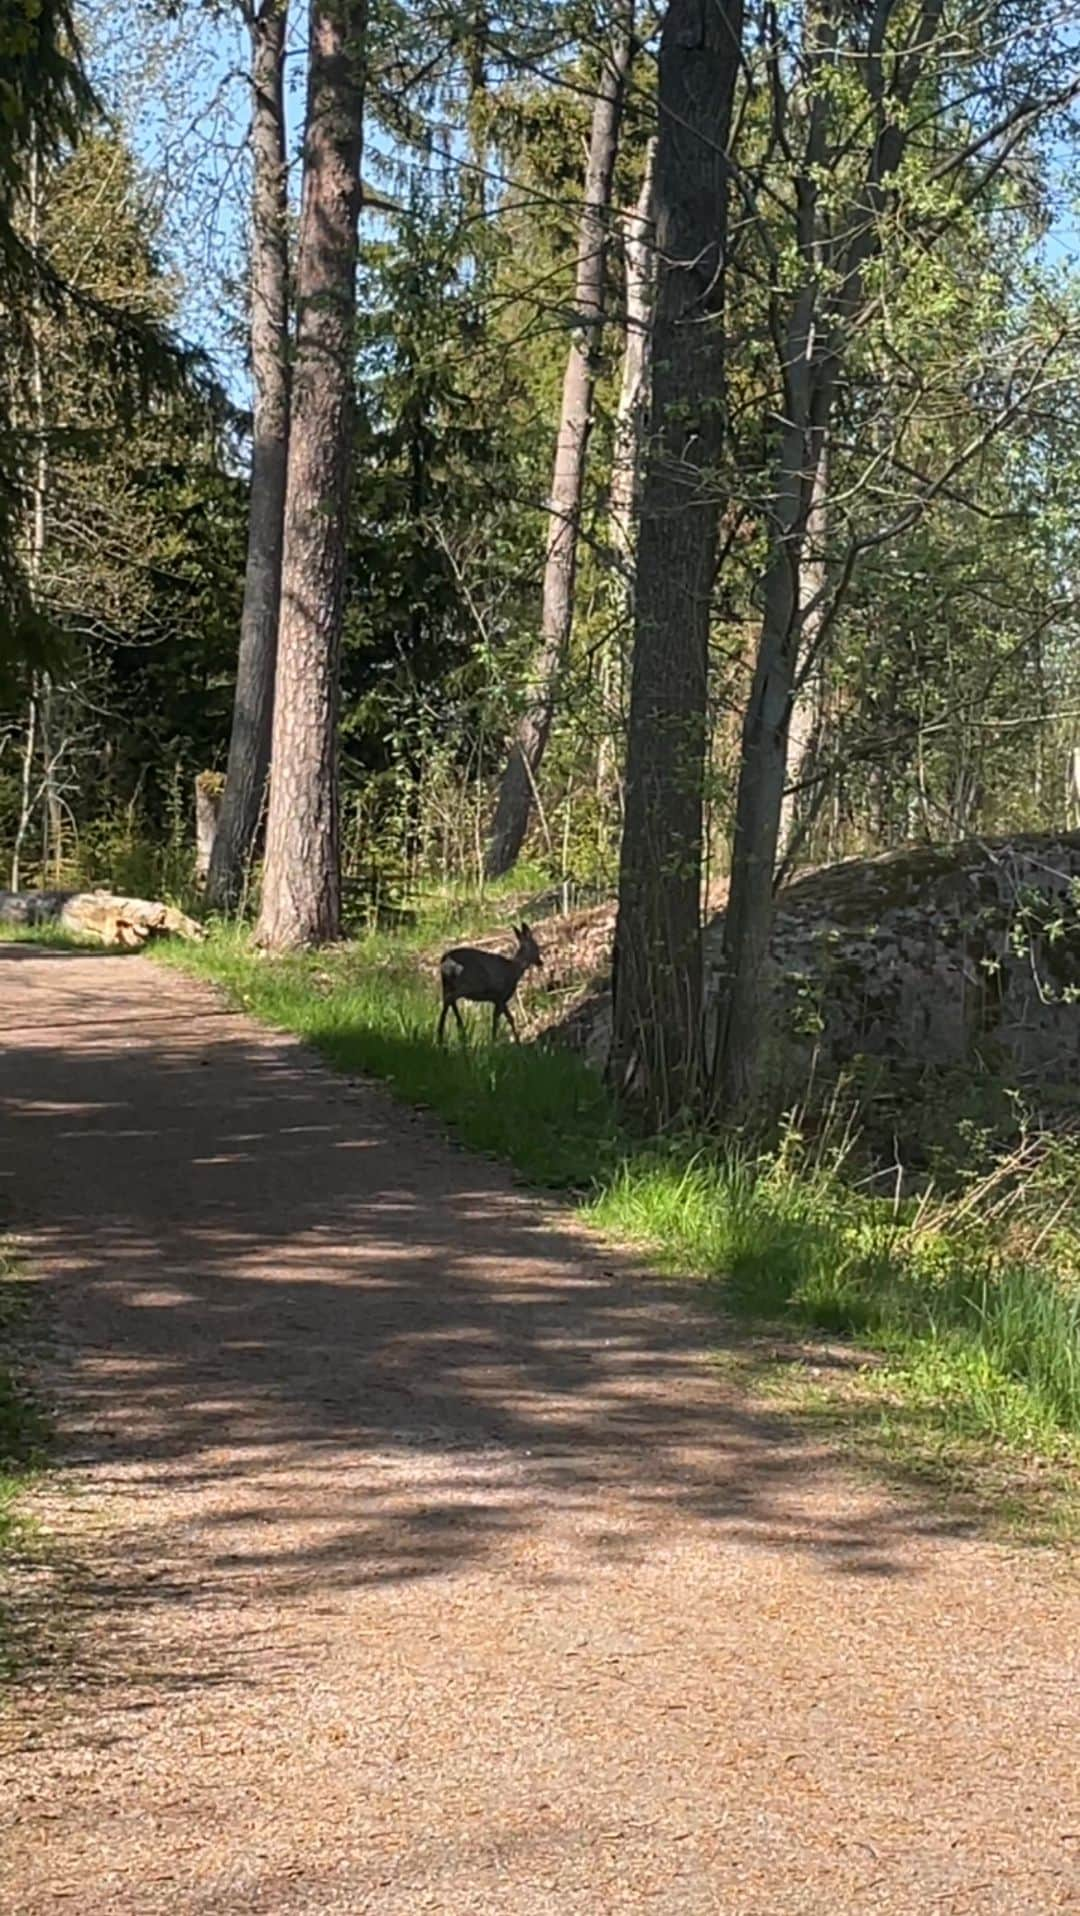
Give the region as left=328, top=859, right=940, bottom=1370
left=437, top=922, right=543, bottom=1043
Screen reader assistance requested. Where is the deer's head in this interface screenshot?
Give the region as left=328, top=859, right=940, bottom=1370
left=514, top=922, right=543, bottom=973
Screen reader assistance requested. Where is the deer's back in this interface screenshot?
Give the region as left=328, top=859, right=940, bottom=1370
left=440, top=945, right=517, bottom=1005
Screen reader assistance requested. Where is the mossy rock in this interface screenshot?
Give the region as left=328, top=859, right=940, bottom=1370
left=701, top=833, right=1080, bottom=1086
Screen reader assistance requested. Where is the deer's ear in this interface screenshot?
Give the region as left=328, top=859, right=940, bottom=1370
left=520, top=921, right=530, bottom=935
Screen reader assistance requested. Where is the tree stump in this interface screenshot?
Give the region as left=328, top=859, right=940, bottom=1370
left=195, top=772, right=226, bottom=884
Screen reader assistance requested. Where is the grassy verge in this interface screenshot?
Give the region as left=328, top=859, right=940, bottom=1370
left=589, top=1146, right=1080, bottom=1536
left=0, top=921, right=102, bottom=949
left=164, top=923, right=621, bottom=1187
left=0, top=1250, right=50, bottom=1685
left=155, top=924, right=1080, bottom=1536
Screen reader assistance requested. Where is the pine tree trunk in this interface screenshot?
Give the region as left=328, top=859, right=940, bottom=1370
left=206, top=0, right=290, bottom=913
left=607, top=0, right=744, bottom=1123
left=484, top=7, right=634, bottom=879
left=255, top=0, right=366, bottom=950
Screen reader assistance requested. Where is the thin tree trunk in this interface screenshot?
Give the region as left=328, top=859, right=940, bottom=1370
left=12, top=147, right=47, bottom=893
left=609, top=138, right=657, bottom=601
left=598, top=139, right=657, bottom=825
left=39, top=677, right=64, bottom=878
left=463, top=1, right=489, bottom=222
left=255, top=0, right=366, bottom=950
left=777, top=437, right=828, bottom=866
left=714, top=0, right=933, bottom=1109
left=11, top=680, right=38, bottom=892
left=1066, top=746, right=1080, bottom=829
left=206, top=0, right=291, bottom=913
left=715, top=295, right=830, bottom=1108
left=607, top=0, right=744, bottom=1122
left=484, top=6, right=634, bottom=878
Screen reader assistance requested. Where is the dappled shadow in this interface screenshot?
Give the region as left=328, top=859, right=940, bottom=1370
left=0, top=946, right=979, bottom=1656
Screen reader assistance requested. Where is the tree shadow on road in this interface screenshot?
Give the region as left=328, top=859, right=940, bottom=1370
left=0, top=945, right=987, bottom=1682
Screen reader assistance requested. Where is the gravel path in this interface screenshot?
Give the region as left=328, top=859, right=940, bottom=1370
left=1, top=946, right=1077, bottom=1914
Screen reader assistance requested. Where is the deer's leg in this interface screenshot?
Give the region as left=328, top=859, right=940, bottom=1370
left=502, top=1002, right=521, bottom=1044
left=451, top=999, right=468, bottom=1042
left=437, top=999, right=451, bottom=1044
left=492, top=1002, right=502, bottom=1042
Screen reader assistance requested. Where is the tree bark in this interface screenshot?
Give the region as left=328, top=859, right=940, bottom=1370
left=607, top=0, right=744, bottom=1123
left=715, top=290, right=831, bottom=1107
left=11, top=680, right=38, bottom=892
left=715, top=0, right=930, bottom=1109
left=11, top=149, right=48, bottom=893
left=777, top=437, right=828, bottom=867
left=608, top=139, right=657, bottom=603
left=255, top=0, right=366, bottom=950
left=598, top=139, right=657, bottom=822
left=206, top=0, right=290, bottom=914
left=484, top=7, right=634, bottom=879
left=195, top=772, right=225, bottom=882
left=38, top=675, right=65, bottom=879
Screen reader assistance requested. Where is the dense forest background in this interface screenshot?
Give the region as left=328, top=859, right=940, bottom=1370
left=3, top=0, right=1080, bottom=1110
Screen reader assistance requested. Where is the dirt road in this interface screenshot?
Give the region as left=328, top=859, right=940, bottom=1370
left=1, top=946, right=1076, bottom=1913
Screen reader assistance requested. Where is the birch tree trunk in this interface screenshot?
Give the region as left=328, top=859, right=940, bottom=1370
left=255, top=0, right=366, bottom=950
left=484, top=6, right=634, bottom=878
left=10, top=683, right=38, bottom=892
left=609, top=138, right=657, bottom=603
left=598, top=140, right=657, bottom=822
left=777, top=437, right=828, bottom=866
left=607, top=0, right=744, bottom=1122
left=206, top=0, right=291, bottom=913
left=11, top=146, right=48, bottom=893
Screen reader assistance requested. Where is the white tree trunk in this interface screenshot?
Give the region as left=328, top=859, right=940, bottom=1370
left=599, top=140, right=657, bottom=822
left=778, top=438, right=828, bottom=866
left=485, top=5, right=634, bottom=878
left=609, top=139, right=657, bottom=601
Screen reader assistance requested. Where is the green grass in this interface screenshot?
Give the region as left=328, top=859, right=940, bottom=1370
left=0, top=1251, right=50, bottom=1685
left=166, top=925, right=621, bottom=1188
left=587, top=1150, right=1080, bottom=1518
left=0, top=903, right=1028, bottom=1531
left=0, top=921, right=101, bottom=949
left=155, top=925, right=1080, bottom=1533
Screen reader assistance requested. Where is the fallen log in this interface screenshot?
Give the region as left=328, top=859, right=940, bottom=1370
left=0, top=889, right=206, bottom=948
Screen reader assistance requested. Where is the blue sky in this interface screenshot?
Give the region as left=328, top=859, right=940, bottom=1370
left=85, top=1, right=418, bottom=408
left=85, top=0, right=1079, bottom=413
